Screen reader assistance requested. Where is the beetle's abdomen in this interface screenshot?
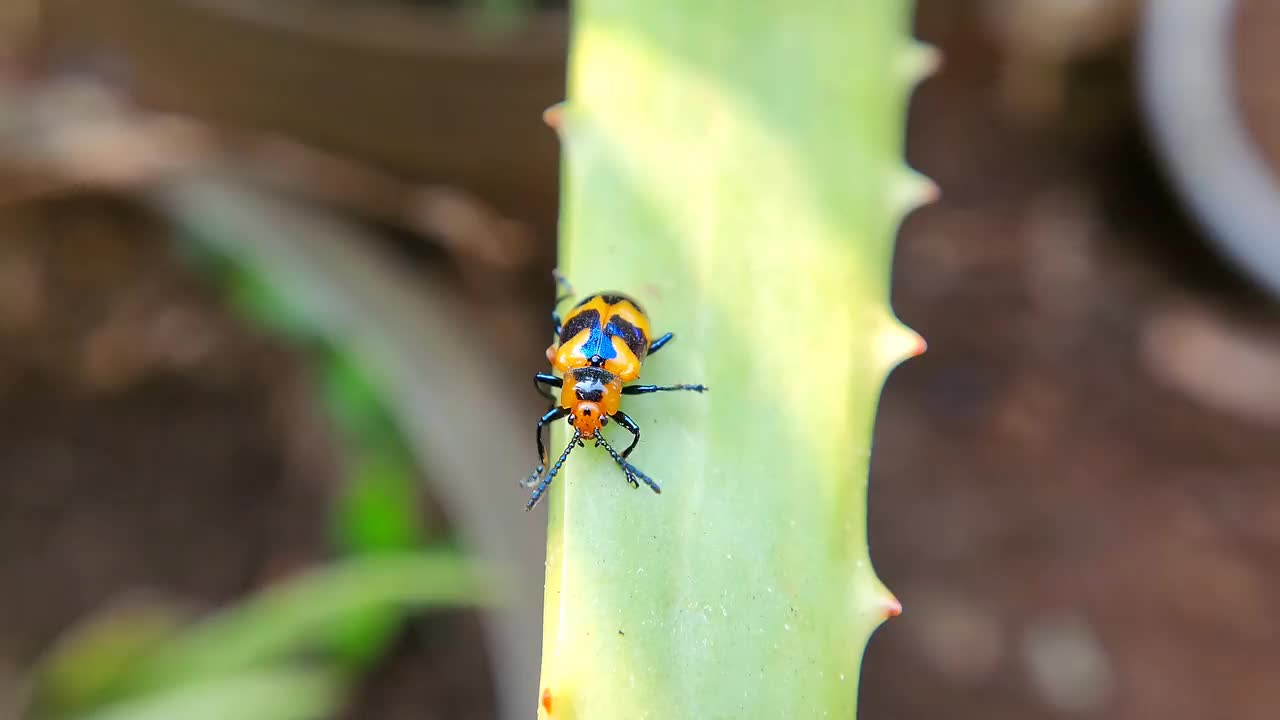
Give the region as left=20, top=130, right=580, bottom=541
left=551, top=293, right=655, bottom=381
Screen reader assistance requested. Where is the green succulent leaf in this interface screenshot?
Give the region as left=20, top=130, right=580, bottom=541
left=537, top=1, right=932, bottom=718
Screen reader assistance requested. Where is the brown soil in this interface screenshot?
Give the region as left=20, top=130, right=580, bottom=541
left=863, top=4, right=1280, bottom=719
left=0, top=197, right=495, bottom=718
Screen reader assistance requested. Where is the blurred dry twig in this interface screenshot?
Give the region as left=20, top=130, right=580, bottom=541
left=0, top=79, right=538, bottom=283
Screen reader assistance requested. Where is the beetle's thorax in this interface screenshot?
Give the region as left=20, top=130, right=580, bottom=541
left=560, top=366, right=623, bottom=436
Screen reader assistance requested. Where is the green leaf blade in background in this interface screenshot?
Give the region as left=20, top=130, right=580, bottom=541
left=71, top=667, right=344, bottom=720
left=29, top=552, right=484, bottom=720
left=540, top=1, right=933, bottom=718
left=118, top=551, right=482, bottom=695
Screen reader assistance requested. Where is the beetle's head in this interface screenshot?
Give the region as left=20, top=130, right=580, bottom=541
left=568, top=401, right=608, bottom=438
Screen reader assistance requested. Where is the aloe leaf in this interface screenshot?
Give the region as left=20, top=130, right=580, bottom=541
left=537, top=1, right=934, bottom=717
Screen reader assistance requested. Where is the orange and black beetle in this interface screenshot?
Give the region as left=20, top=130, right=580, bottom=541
left=522, top=280, right=707, bottom=509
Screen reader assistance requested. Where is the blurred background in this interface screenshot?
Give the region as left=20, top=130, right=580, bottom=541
left=1, top=0, right=1278, bottom=719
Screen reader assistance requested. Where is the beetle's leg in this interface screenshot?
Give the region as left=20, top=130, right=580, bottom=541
left=551, top=270, right=575, bottom=336
left=534, top=373, right=562, bottom=388
left=553, top=268, right=575, bottom=298
left=622, top=382, right=709, bottom=395
left=534, top=372, right=562, bottom=403
left=595, top=433, right=660, bottom=494
left=526, top=430, right=581, bottom=510
left=521, top=406, right=569, bottom=487
left=611, top=410, right=642, bottom=459
left=647, top=332, right=674, bottom=355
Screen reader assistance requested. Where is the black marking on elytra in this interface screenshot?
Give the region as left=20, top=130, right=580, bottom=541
left=559, top=308, right=600, bottom=344
left=606, top=314, right=649, bottom=359
left=573, top=292, right=645, bottom=314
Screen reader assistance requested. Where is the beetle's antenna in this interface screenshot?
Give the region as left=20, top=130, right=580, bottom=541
left=596, top=434, right=661, bottom=495
left=526, top=430, right=582, bottom=510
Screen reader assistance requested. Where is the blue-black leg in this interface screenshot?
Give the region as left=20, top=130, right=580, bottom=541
left=622, top=383, right=708, bottom=395
left=520, top=406, right=568, bottom=487
left=611, top=411, right=642, bottom=459
left=647, top=332, right=674, bottom=355
left=534, top=372, right=562, bottom=403
left=553, top=268, right=575, bottom=298
left=595, top=433, right=660, bottom=494
left=551, top=269, right=575, bottom=336
left=526, top=430, right=581, bottom=510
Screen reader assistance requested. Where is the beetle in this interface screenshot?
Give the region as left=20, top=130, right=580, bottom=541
left=522, top=279, right=707, bottom=510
